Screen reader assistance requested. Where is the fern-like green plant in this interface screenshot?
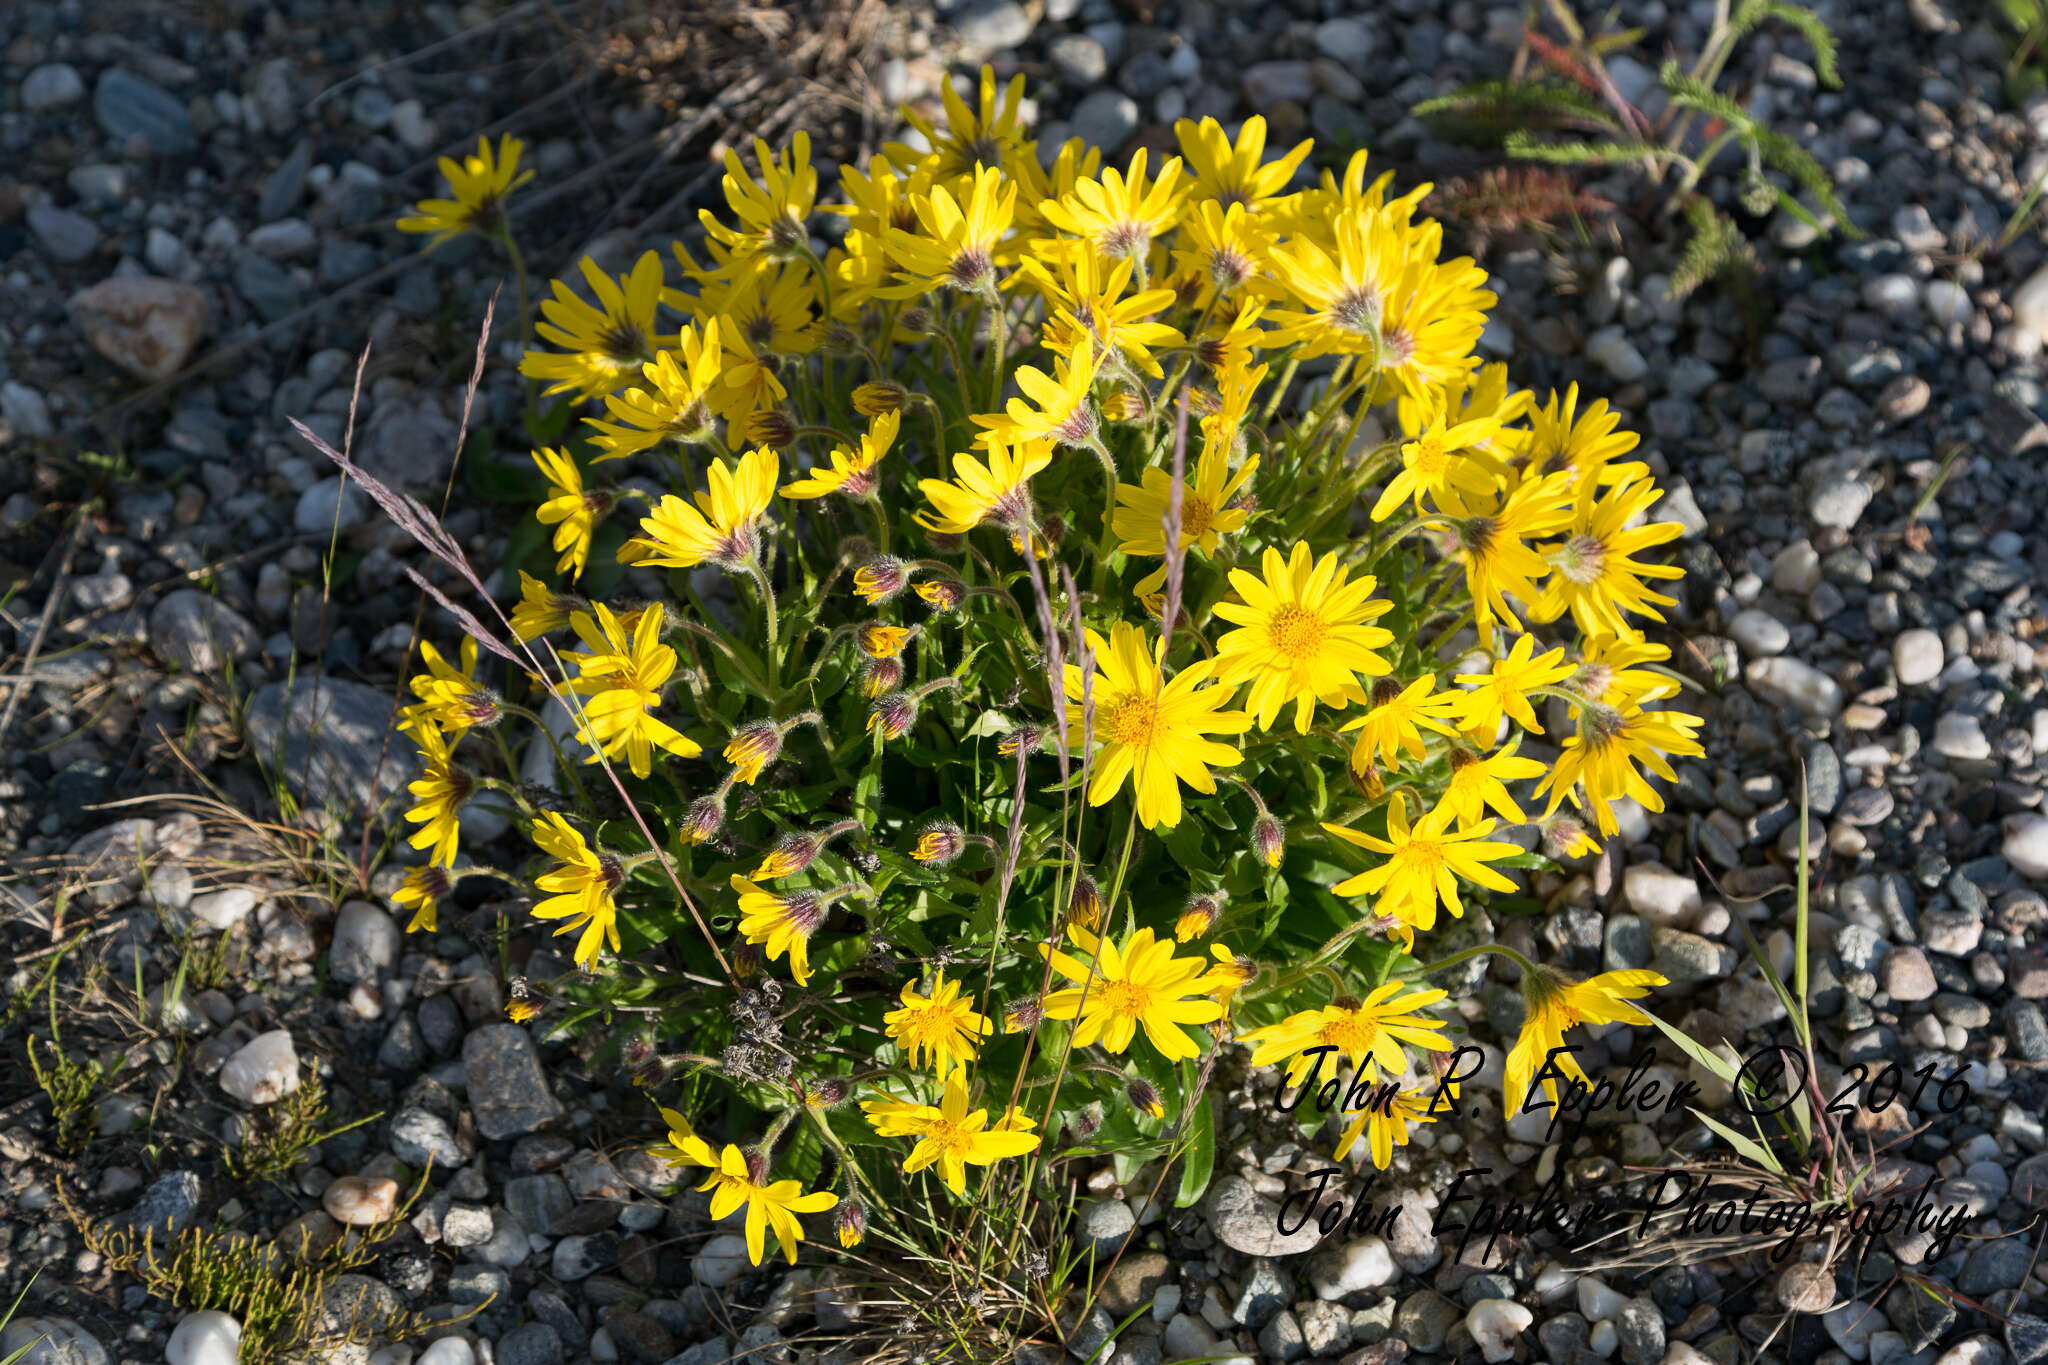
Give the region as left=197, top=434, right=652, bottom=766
left=1413, top=80, right=1621, bottom=142
left=1668, top=195, right=1758, bottom=299
left=1659, top=60, right=1861, bottom=236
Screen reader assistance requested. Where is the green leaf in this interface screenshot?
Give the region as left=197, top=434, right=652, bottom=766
left=1691, top=1108, right=1785, bottom=1176
left=1175, top=1092, right=1216, bottom=1208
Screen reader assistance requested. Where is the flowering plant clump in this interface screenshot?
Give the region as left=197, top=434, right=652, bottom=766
left=376, top=70, right=1707, bottom=1300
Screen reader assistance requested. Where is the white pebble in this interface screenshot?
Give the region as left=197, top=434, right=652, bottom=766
left=166, top=1311, right=242, bottom=1365
left=1466, top=1299, right=1534, bottom=1362
left=2006, top=814, right=2048, bottom=881
left=219, top=1030, right=300, bottom=1105
left=1892, top=629, right=1944, bottom=686
left=416, top=1339, right=474, bottom=1365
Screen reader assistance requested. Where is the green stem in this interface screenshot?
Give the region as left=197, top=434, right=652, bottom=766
left=745, top=559, right=781, bottom=694
left=1410, top=941, right=1540, bottom=980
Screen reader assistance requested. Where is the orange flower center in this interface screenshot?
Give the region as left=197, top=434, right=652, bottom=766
left=1097, top=977, right=1156, bottom=1018
left=1104, top=693, right=1159, bottom=748
left=1268, top=605, right=1328, bottom=661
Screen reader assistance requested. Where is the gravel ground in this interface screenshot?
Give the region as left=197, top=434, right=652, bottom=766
left=5, top=0, right=2048, bottom=1363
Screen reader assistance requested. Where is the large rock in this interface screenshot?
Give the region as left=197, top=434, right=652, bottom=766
left=69, top=277, right=209, bottom=382
left=150, top=590, right=259, bottom=674
left=1205, top=1174, right=1323, bottom=1257
left=0, top=1318, right=109, bottom=1365
left=464, top=1024, right=565, bottom=1140
left=244, top=677, right=409, bottom=815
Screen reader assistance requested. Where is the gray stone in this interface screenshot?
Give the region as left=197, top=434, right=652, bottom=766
left=69, top=276, right=209, bottom=382
left=1746, top=656, right=1842, bottom=719
left=0, top=1319, right=109, bottom=1365
left=1206, top=1175, right=1321, bottom=1257
left=130, top=1170, right=202, bottom=1238
left=1257, top=1308, right=1307, bottom=1363
left=1893, top=629, right=1944, bottom=686
left=1075, top=1196, right=1135, bottom=1257
left=95, top=69, right=196, bottom=155
left=1070, top=89, right=1140, bottom=152
left=150, top=589, right=258, bottom=674
left=244, top=676, right=407, bottom=813
left=390, top=1107, right=465, bottom=1167
left=28, top=204, right=101, bottom=263
left=464, top=1024, right=565, bottom=1140
left=1313, top=17, right=1374, bottom=62
left=952, top=0, right=1032, bottom=52
left=1048, top=34, right=1108, bottom=84
left=1232, top=1258, right=1291, bottom=1329
left=330, top=901, right=400, bottom=983
left=1242, top=61, right=1314, bottom=105
left=1650, top=928, right=1736, bottom=985
left=507, top=1175, right=575, bottom=1235
left=234, top=254, right=303, bottom=322
left=1809, top=476, right=1873, bottom=530
left=1727, top=609, right=1790, bottom=658
left=23, top=64, right=87, bottom=110
left=1880, top=947, right=1937, bottom=1002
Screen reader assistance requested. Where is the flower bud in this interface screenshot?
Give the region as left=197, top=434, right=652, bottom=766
left=861, top=656, right=904, bottom=699
left=912, top=822, right=966, bottom=865
left=744, top=409, right=797, bottom=447
left=852, top=381, right=907, bottom=416
left=998, top=725, right=1044, bottom=758
left=683, top=791, right=728, bottom=845
left=1003, top=996, right=1044, bottom=1032
left=731, top=941, right=761, bottom=979
left=835, top=1199, right=867, bottom=1247
left=1541, top=813, right=1601, bottom=861
left=1175, top=894, right=1223, bottom=942
left=1250, top=813, right=1285, bottom=869
left=1100, top=388, right=1147, bottom=422
left=803, top=1077, right=851, bottom=1108
left=857, top=622, right=912, bottom=659
left=506, top=977, right=547, bottom=1023
left=899, top=306, right=937, bottom=336
left=743, top=1146, right=772, bottom=1184
left=725, top=722, right=784, bottom=786
left=854, top=555, right=910, bottom=605
left=866, top=690, right=918, bottom=739
left=1067, top=875, right=1102, bottom=932
left=821, top=322, right=862, bottom=356
left=755, top=832, right=822, bottom=880
left=915, top=578, right=964, bottom=612
left=1128, top=1078, right=1166, bottom=1120
left=631, top=1057, right=666, bottom=1088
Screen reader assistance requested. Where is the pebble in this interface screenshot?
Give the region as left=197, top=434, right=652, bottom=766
left=0, top=1319, right=109, bottom=1365
left=1206, top=1175, right=1323, bottom=1257
left=1466, top=1300, right=1533, bottom=1363
left=1881, top=947, right=1938, bottom=1002
left=1923, top=279, right=1972, bottom=325
left=1877, top=374, right=1932, bottom=421
left=23, top=63, right=87, bottom=110
left=219, top=1030, right=301, bottom=1105
left=693, top=1233, right=750, bottom=1289
left=464, top=1024, right=566, bottom=1139
left=1068, top=89, right=1139, bottom=151
left=1727, top=608, right=1790, bottom=657
left=323, top=1175, right=400, bottom=1227
left=2006, top=815, right=2048, bottom=881
left=1048, top=34, right=1109, bottom=84
left=165, top=1313, right=240, bottom=1365
left=1933, top=713, right=1991, bottom=761
left=1242, top=60, right=1314, bottom=105
left=2013, top=265, right=2048, bottom=344
left=2, top=383, right=54, bottom=438
left=331, top=901, right=401, bottom=983
left=94, top=68, right=197, bottom=155
left=1587, top=326, right=1649, bottom=381
left=28, top=204, right=101, bottom=263
left=1809, top=475, right=1872, bottom=530
left=389, top=1108, right=465, bottom=1168
left=415, top=1341, right=472, bottom=1365
left=1746, top=656, right=1843, bottom=719
left=1310, top=1237, right=1397, bottom=1299
left=68, top=276, right=210, bottom=382
left=187, top=887, right=257, bottom=932
left=244, top=676, right=406, bottom=811
left=1314, top=17, right=1375, bottom=62
left=1893, top=629, right=1944, bottom=686
left=1075, top=1197, right=1134, bottom=1257
left=950, top=0, right=1032, bottom=52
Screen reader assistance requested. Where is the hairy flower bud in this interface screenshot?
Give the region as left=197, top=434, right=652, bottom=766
left=857, top=622, right=913, bottom=659
left=866, top=690, right=918, bottom=739
left=854, top=555, right=910, bottom=605
left=1003, top=996, right=1044, bottom=1033
left=1067, top=875, right=1102, bottom=932
left=1128, top=1078, right=1165, bottom=1120
left=852, top=381, right=908, bottom=416
left=912, top=822, right=966, bottom=865
left=835, top=1199, right=867, bottom=1247
left=755, top=832, right=822, bottom=880
left=506, top=976, right=547, bottom=1023
left=861, top=655, right=905, bottom=699
left=744, top=409, right=796, bottom=447
left=803, top=1077, right=851, bottom=1108
left=1100, top=388, right=1147, bottom=422
left=1250, top=813, right=1285, bottom=869
left=683, top=791, right=728, bottom=845
left=915, top=578, right=964, bottom=612
left=998, top=725, right=1044, bottom=758
left=631, top=1057, right=666, bottom=1088
left=743, top=1146, right=772, bottom=1184
left=1175, top=893, right=1223, bottom=942
left=731, top=941, right=761, bottom=980
left=725, top=721, right=784, bottom=785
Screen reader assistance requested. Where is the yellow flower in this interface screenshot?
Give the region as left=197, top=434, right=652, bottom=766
left=701, top=131, right=819, bottom=266
left=397, top=135, right=533, bottom=246
left=1535, top=703, right=1706, bottom=837
left=1342, top=675, right=1461, bottom=773
left=1237, top=982, right=1454, bottom=1087
left=529, top=811, right=622, bottom=968
left=587, top=320, right=725, bottom=460
left=404, top=723, right=469, bottom=868
left=1260, top=210, right=1414, bottom=357
left=733, top=874, right=830, bottom=986
left=1174, top=894, right=1222, bottom=942
left=1170, top=199, right=1275, bottom=305
left=1522, top=382, right=1640, bottom=485
left=782, top=411, right=899, bottom=501
left=1531, top=467, right=1686, bottom=640
left=884, top=971, right=992, bottom=1079
left=1335, top=1083, right=1448, bottom=1171
left=519, top=252, right=664, bottom=401
left=972, top=331, right=1100, bottom=451
left=1373, top=251, right=1497, bottom=403
left=882, top=164, right=1017, bottom=296
left=405, top=637, right=496, bottom=734
left=1575, top=634, right=1681, bottom=709
left=698, top=1143, right=837, bottom=1266
left=884, top=65, right=1031, bottom=179
left=915, top=437, right=1054, bottom=546
left=1323, top=794, right=1521, bottom=946
left=1204, top=946, right=1256, bottom=1014
left=1062, top=622, right=1251, bottom=831
left=860, top=1070, right=1041, bottom=1196
left=649, top=1105, right=720, bottom=1169
left=1507, top=966, right=1666, bottom=1117
left=687, top=261, right=819, bottom=359
left=1038, top=923, right=1227, bottom=1061
left=534, top=447, right=604, bottom=582
left=1213, top=542, right=1396, bottom=733
left=1437, top=469, right=1575, bottom=645
left=1173, top=114, right=1312, bottom=212
left=510, top=571, right=579, bottom=643
left=1023, top=251, right=1184, bottom=379
left=1370, top=410, right=1509, bottom=522
left=1451, top=633, right=1577, bottom=738
left=1111, top=431, right=1258, bottom=592
left=1038, top=148, right=1188, bottom=261
left=564, top=602, right=702, bottom=780
left=724, top=721, right=783, bottom=786
left=857, top=623, right=912, bottom=659
left=393, top=866, right=450, bottom=935
left=623, top=448, right=778, bottom=570
left=1441, top=742, right=1548, bottom=830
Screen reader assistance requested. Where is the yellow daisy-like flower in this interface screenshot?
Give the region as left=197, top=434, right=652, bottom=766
left=1370, top=409, right=1509, bottom=522
left=1324, top=794, right=1521, bottom=945
left=1507, top=966, right=1666, bottom=1117
left=884, top=971, right=993, bottom=1079
left=404, top=722, right=469, bottom=868
left=1335, top=1083, right=1449, bottom=1171
left=623, top=448, right=778, bottom=570
left=1441, top=742, right=1548, bottom=830
left=587, top=320, right=725, bottom=461
left=972, top=331, right=1100, bottom=451
left=1110, top=434, right=1257, bottom=586
left=404, top=637, right=496, bottom=734
left=857, top=623, right=912, bottom=659
left=732, top=874, right=829, bottom=986
left=1535, top=703, right=1707, bottom=837
left=648, top=1105, right=719, bottom=1169
left=1237, top=981, right=1454, bottom=1087
left=1342, top=675, right=1461, bottom=773
left=396, top=134, right=533, bottom=247
left=1575, top=634, right=1681, bottom=709
left=1259, top=209, right=1413, bottom=357
left=882, top=163, right=1017, bottom=297
left=1037, top=923, right=1228, bottom=1061
left=510, top=570, right=579, bottom=643
left=1204, top=946, right=1256, bottom=1016
left=698, top=1143, right=837, bottom=1266
left=1532, top=467, right=1687, bottom=640
left=1038, top=148, right=1188, bottom=262
left=1023, top=252, right=1184, bottom=379
left=887, top=66, right=1031, bottom=178
left=529, top=811, right=622, bottom=968
left=860, top=1070, right=1042, bottom=1196
left=1213, top=542, right=1396, bottom=733
left=1062, top=622, right=1251, bottom=831
left=1451, top=633, right=1577, bottom=739
left=1438, top=469, right=1576, bottom=645
left=1173, top=114, right=1313, bottom=212
left=393, top=866, right=450, bottom=935
left=564, top=602, right=702, bottom=780
left=915, top=437, right=1054, bottom=546
left=1169, top=199, right=1275, bottom=306
left=782, top=410, right=899, bottom=501
left=534, top=447, right=605, bottom=582
left=701, top=130, right=818, bottom=266
left=1521, top=382, right=1640, bottom=485
left=519, top=251, right=664, bottom=401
